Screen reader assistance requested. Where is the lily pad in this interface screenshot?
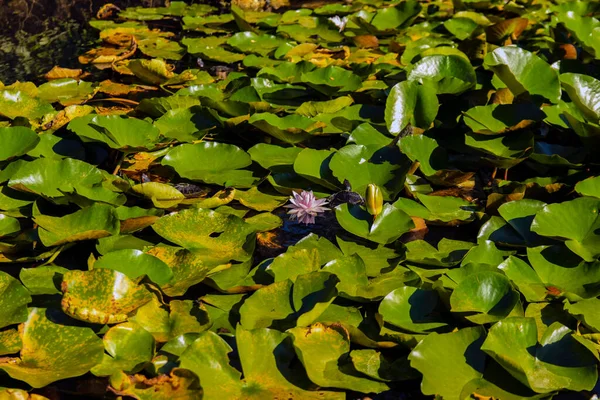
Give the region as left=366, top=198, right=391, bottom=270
left=481, top=318, right=598, bottom=393
left=162, top=142, right=257, bottom=187
left=484, top=46, right=561, bottom=103
left=0, top=308, right=104, bottom=388
left=33, top=203, right=120, bottom=247
left=408, top=55, right=476, bottom=95
left=151, top=207, right=255, bottom=263
left=61, top=269, right=154, bottom=324
left=68, top=114, right=160, bottom=150
left=385, top=81, right=439, bottom=134
left=91, top=321, right=155, bottom=376
left=379, top=286, right=448, bottom=333
left=335, top=203, right=414, bottom=244
left=0, top=271, right=31, bottom=329
left=0, top=127, right=40, bottom=162
left=94, top=249, right=174, bottom=285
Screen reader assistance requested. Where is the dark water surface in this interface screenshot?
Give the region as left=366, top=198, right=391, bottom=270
left=0, top=0, right=168, bottom=84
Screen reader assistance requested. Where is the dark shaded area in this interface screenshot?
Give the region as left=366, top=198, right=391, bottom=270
left=0, top=0, right=169, bottom=83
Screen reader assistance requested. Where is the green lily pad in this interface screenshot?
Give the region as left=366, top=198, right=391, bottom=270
left=227, top=32, right=285, bottom=56
left=127, top=59, right=175, bottom=85
left=404, top=238, right=474, bottom=267
left=151, top=207, right=255, bottom=263
left=182, top=37, right=245, bottom=63
left=19, top=265, right=67, bottom=295
left=68, top=114, right=160, bottom=150
left=560, top=73, right=600, bottom=123
left=37, top=79, right=96, bottom=106
left=33, top=203, right=120, bottom=247
left=234, top=187, right=287, bottom=211
left=481, top=318, right=597, bottom=393
left=553, top=10, right=600, bottom=58
left=162, top=142, right=257, bottom=187
left=249, top=113, right=319, bottom=144
left=385, top=80, right=439, bottom=134
left=335, top=203, right=414, bottom=244
left=408, top=55, right=476, bottom=95
left=0, top=89, right=54, bottom=120
left=248, top=144, right=302, bottom=170
left=0, top=328, right=21, bottom=356
left=0, top=214, right=20, bottom=237
left=531, top=197, right=600, bottom=261
left=0, top=271, right=31, bottom=329
left=379, top=286, right=448, bottom=333
left=154, top=106, right=216, bottom=142
left=94, top=249, right=174, bottom=286
left=329, top=144, right=410, bottom=200
left=0, top=308, right=104, bottom=388
left=240, top=279, right=295, bottom=329
left=138, top=37, right=185, bottom=60
left=409, top=327, right=486, bottom=400
left=498, top=256, right=547, bottom=302
left=336, top=237, right=400, bottom=277
left=394, top=194, right=476, bottom=223
left=564, top=298, right=600, bottom=332
left=527, top=245, right=600, bottom=301
left=484, top=47, right=561, bottom=103
left=463, top=104, right=545, bottom=135
left=398, top=134, right=448, bottom=177
left=300, top=66, right=362, bottom=95
left=289, top=323, right=389, bottom=393
left=296, top=96, right=354, bottom=117
left=450, top=271, right=519, bottom=324
left=146, top=244, right=223, bottom=297
left=8, top=158, right=126, bottom=205
left=132, top=182, right=185, bottom=209
left=91, top=321, right=155, bottom=376
left=61, top=269, right=154, bottom=324
left=0, top=127, right=40, bottom=162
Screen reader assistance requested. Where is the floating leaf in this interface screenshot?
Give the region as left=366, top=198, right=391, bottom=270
left=408, top=55, right=476, bottom=95
left=450, top=271, right=519, bottom=324
left=379, top=286, right=448, bottom=333
left=0, top=89, right=54, bottom=120
left=132, top=182, right=185, bottom=209
left=8, top=158, right=126, bottom=205
left=68, top=114, right=160, bottom=150
left=531, top=197, right=600, bottom=261
left=385, top=81, right=439, bottom=134
left=33, top=203, right=120, bottom=247
left=484, top=47, right=561, bottom=103
left=335, top=203, right=414, bottom=244
left=61, top=269, right=153, bottom=324
left=481, top=318, right=597, bottom=393
left=91, top=321, right=155, bottom=376
left=0, top=271, right=31, bottom=329
left=0, top=308, right=104, bottom=388
left=560, top=73, right=600, bottom=122
left=94, top=249, right=174, bottom=285
left=463, top=104, right=545, bottom=135
left=152, top=207, right=255, bottom=263
left=0, top=127, right=40, bottom=162
left=289, top=323, right=389, bottom=393
left=162, top=142, right=257, bottom=187
left=329, top=144, right=410, bottom=200
left=409, top=327, right=486, bottom=399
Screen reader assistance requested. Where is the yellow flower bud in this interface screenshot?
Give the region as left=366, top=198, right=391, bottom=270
left=366, top=184, right=383, bottom=218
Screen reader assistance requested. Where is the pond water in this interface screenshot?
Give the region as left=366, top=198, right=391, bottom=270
left=0, top=0, right=167, bottom=84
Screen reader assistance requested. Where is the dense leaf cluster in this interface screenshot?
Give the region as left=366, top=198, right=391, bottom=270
left=1, top=0, right=600, bottom=398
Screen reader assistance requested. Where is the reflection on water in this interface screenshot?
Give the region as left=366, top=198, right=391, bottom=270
left=0, top=0, right=167, bottom=84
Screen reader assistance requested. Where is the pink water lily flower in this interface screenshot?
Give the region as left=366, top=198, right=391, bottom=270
left=285, top=190, right=330, bottom=225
